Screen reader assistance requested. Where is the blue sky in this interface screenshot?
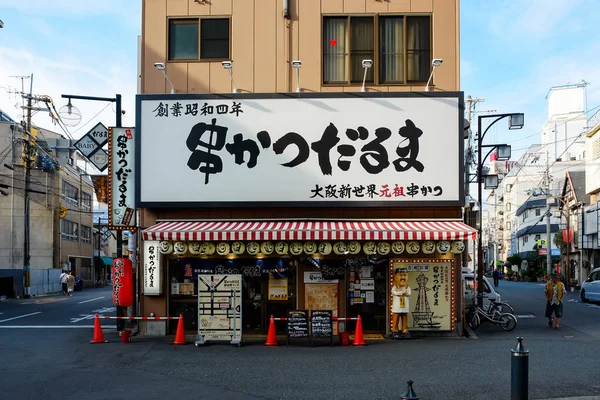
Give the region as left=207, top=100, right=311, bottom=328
left=1, top=0, right=599, bottom=162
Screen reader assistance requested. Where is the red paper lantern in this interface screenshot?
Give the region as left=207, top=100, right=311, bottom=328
left=112, top=258, right=133, bottom=307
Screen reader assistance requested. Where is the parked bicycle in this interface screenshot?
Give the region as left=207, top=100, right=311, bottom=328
left=486, top=298, right=514, bottom=315
left=467, top=300, right=517, bottom=331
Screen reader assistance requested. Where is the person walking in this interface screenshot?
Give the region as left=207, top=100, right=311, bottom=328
left=59, top=270, right=69, bottom=295
left=66, top=272, right=75, bottom=296
left=545, top=273, right=566, bottom=329
left=492, top=268, right=501, bottom=288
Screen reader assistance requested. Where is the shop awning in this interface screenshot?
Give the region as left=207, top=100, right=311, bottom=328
left=99, top=257, right=113, bottom=266
left=142, top=220, right=477, bottom=241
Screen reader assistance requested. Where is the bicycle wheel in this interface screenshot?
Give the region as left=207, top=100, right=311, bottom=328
left=469, top=312, right=480, bottom=330
left=500, top=302, right=515, bottom=314
left=499, top=313, right=517, bottom=331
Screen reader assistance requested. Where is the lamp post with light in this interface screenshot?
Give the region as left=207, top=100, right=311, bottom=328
left=475, top=113, right=524, bottom=307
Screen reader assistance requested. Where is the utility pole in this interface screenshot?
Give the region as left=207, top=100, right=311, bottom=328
left=22, top=74, right=33, bottom=298
left=494, top=190, right=498, bottom=270
left=544, top=153, right=553, bottom=275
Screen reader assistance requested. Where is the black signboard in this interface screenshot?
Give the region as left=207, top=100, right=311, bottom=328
left=287, top=310, right=309, bottom=345
left=311, top=310, right=333, bottom=346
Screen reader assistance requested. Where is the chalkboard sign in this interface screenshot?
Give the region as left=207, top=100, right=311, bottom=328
left=287, top=310, right=309, bottom=344
left=311, top=310, right=333, bottom=346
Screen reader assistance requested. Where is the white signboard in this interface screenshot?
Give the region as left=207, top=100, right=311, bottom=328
left=91, top=149, right=108, bottom=172
left=137, top=94, right=463, bottom=207
left=73, top=134, right=100, bottom=157
left=86, top=122, right=109, bottom=147
left=304, top=271, right=339, bottom=284
left=143, top=241, right=161, bottom=295
left=196, top=274, right=242, bottom=345
left=109, top=127, right=136, bottom=227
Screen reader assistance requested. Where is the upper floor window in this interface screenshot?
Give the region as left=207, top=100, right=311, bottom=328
left=323, top=15, right=431, bottom=85
left=60, top=219, right=78, bottom=242
left=168, top=18, right=230, bottom=61
left=535, top=209, right=541, bottom=216
left=81, top=192, right=92, bottom=212
left=81, top=225, right=91, bottom=244
left=62, top=181, right=78, bottom=207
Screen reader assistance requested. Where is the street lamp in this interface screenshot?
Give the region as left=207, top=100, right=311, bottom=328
left=475, top=113, right=524, bottom=307
left=60, top=93, right=127, bottom=330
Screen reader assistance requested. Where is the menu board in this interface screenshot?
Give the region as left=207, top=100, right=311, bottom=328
left=311, top=310, right=333, bottom=345
left=287, top=310, right=309, bottom=343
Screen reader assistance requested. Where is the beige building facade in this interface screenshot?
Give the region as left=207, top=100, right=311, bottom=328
left=137, top=0, right=466, bottom=338
left=141, top=0, right=460, bottom=95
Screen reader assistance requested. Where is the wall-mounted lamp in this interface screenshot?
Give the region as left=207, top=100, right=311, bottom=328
left=425, top=58, right=443, bottom=92
left=153, top=62, right=176, bottom=94
left=361, top=59, right=373, bottom=92
left=222, top=61, right=238, bottom=93
left=292, top=60, right=302, bottom=93
left=283, top=0, right=290, bottom=19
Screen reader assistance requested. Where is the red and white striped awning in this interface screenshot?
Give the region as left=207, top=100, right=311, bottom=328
left=142, top=220, right=477, bottom=242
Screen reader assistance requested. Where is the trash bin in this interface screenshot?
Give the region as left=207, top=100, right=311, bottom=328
left=74, top=278, right=84, bottom=291
left=339, top=332, right=350, bottom=346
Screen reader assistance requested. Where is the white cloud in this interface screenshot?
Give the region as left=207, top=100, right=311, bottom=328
left=0, top=44, right=137, bottom=141
left=0, top=0, right=138, bottom=17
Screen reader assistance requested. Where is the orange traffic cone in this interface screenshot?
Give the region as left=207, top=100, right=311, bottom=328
left=90, top=314, right=107, bottom=344
left=172, top=314, right=186, bottom=345
left=352, top=315, right=366, bottom=346
left=264, top=315, right=278, bottom=346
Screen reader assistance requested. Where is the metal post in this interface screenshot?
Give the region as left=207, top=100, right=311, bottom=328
left=401, top=380, right=420, bottom=400
left=477, top=116, right=484, bottom=308
left=511, top=337, right=529, bottom=400
left=565, top=206, right=570, bottom=289
left=114, top=94, right=125, bottom=331
left=494, top=190, right=498, bottom=270
left=23, top=73, right=34, bottom=298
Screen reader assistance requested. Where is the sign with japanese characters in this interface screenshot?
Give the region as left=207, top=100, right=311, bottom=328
left=108, top=127, right=136, bottom=228
left=390, top=259, right=454, bottom=331
left=197, top=274, right=242, bottom=343
left=136, top=93, right=463, bottom=207
left=143, top=241, right=161, bottom=295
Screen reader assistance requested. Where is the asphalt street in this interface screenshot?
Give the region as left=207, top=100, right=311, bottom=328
left=1, top=281, right=599, bottom=400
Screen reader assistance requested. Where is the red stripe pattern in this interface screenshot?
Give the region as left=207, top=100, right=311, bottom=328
left=142, top=220, right=477, bottom=241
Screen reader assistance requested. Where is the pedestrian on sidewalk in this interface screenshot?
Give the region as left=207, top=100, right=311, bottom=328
left=66, top=272, right=75, bottom=296
left=545, top=273, right=566, bottom=329
left=59, top=270, right=69, bottom=295
left=493, top=268, right=501, bottom=288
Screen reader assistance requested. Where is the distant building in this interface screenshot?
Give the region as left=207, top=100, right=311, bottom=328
left=0, top=110, right=93, bottom=297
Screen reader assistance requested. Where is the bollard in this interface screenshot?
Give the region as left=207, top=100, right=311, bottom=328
left=401, top=380, right=420, bottom=400
left=510, top=337, right=529, bottom=400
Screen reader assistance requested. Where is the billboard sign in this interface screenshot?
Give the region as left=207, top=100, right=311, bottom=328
left=136, top=93, right=464, bottom=207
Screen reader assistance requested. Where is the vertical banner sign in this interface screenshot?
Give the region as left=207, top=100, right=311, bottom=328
left=112, top=258, right=133, bottom=306
left=143, top=241, right=161, bottom=295
left=108, top=127, right=136, bottom=228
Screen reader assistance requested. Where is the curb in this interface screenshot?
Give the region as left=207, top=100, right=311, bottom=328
left=466, top=325, right=478, bottom=339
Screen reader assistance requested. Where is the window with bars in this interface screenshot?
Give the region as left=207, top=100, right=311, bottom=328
left=323, top=15, right=431, bottom=85
left=81, top=225, right=91, bottom=244
left=61, top=181, right=78, bottom=207
left=60, top=219, right=79, bottom=242
left=168, top=18, right=230, bottom=61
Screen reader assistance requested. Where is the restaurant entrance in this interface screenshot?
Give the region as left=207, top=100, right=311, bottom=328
left=347, top=261, right=388, bottom=333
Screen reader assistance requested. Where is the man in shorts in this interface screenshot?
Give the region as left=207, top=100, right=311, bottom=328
left=545, top=273, right=566, bottom=329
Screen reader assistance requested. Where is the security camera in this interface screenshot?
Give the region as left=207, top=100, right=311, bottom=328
left=221, top=61, right=232, bottom=69
left=153, top=62, right=166, bottom=70
left=292, top=60, right=302, bottom=68
left=432, top=58, right=443, bottom=67
left=362, top=59, right=373, bottom=68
